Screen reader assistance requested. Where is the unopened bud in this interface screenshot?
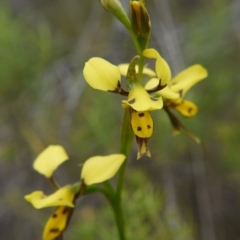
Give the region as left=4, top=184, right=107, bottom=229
left=130, top=0, right=151, bottom=38
left=99, top=0, right=130, bottom=30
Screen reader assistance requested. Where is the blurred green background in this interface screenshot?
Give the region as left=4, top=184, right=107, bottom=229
left=0, top=0, right=240, bottom=239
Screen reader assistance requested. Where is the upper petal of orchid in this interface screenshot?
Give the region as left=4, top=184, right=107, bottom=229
left=83, top=57, right=121, bottom=91
left=145, top=78, right=179, bottom=100
left=122, top=84, right=163, bottom=111
left=24, top=185, right=75, bottom=209
left=143, top=48, right=171, bottom=85
left=118, top=64, right=156, bottom=77
left=170, top=64, right=208, bottom=97
left=81, top=154, right=126, bottom=185
left=33, top=145, right=69, bottom=178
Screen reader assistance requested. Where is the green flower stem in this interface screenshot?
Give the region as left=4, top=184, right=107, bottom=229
left=113, top=109, right=134, bottom=240
left=129, top=31, right=143, bottom=57
left=137, top=55, right=144, bottom=83
left=128, top=31, right=148, bottom=83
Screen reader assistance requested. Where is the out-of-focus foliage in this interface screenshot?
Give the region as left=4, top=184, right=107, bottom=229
left=1, top=0, right=240, bottom=239
left=67, top=170, right=195, bottom=240
left=0, top=3, right=56, bottom=102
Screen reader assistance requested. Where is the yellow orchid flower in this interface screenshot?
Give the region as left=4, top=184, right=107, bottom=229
left=83, top=54, right=171, bottom=159
left=33, top=145, right=69, bottom=178
left=146, top=62, right=207, bottom=142
left=26, top=144, right=126, bottom=239
left=145, top=64, right=208, bottom=117
left=83, top=57, right=167, bottom=112
left=41, top=152, right=125, bottom=240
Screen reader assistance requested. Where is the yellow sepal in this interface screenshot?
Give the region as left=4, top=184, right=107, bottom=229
left=33, top=145, right=69, bottom=178
left=43, top=206, right=72, bottom=240
left=81, top=154, right=126, bottom=185
left=24, top=185, right=75, bottom=209
left=83, top=57, right=121, bottom=91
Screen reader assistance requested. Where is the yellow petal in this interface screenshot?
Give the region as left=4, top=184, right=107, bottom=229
left=142, top=67, right=156, bottom=77
left=33, top=145, right=69, bottom=178
left=83, top=57, right=121, bottom=91
left=118, top=64, right=156, bottom=77
left=169, top=100, right=198, bottom=117
left=43, top=206, right=72, bottom=240
left=145, top=78, right=179, bottom=100
left=81, top=154, right=126, bottom=185
left=170, top=64, right=208, bottom=97
left=131, top=110, right=153, bottom=138
left=159, top=86, right=179, bottom=99
left=144, top=77, right=159, bottom=90
left=122, top=84, right=163, bottom=111
left=143, top=48, right=171, bottom=85
left=24, top=185, right=75, bottom=209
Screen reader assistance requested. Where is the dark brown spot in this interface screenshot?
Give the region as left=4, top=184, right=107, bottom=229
left=50, top=228, right=60, bottom=233
left=179, top=90, right=183, bottom=97
left=138, top=113, right=145, bottom=117
left=52, top=213, right=58, bottom=218
left=188, top=108, right=193, bottom=113
left=128, top=98, right=136, bottom=104
left=147, top=125, right=151, bottom=129
left=137, top=127, right=142, bottom=131
left=62, top=207, right=69, bottom=214
left=117, top=80, right=121, bottom=88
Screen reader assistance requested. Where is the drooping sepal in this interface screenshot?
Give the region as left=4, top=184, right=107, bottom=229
left=42, top=206, right=74, bottom=240
left=164, top=106, right=200, bottom=143
left=165, top=100, right=198, bottom=118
